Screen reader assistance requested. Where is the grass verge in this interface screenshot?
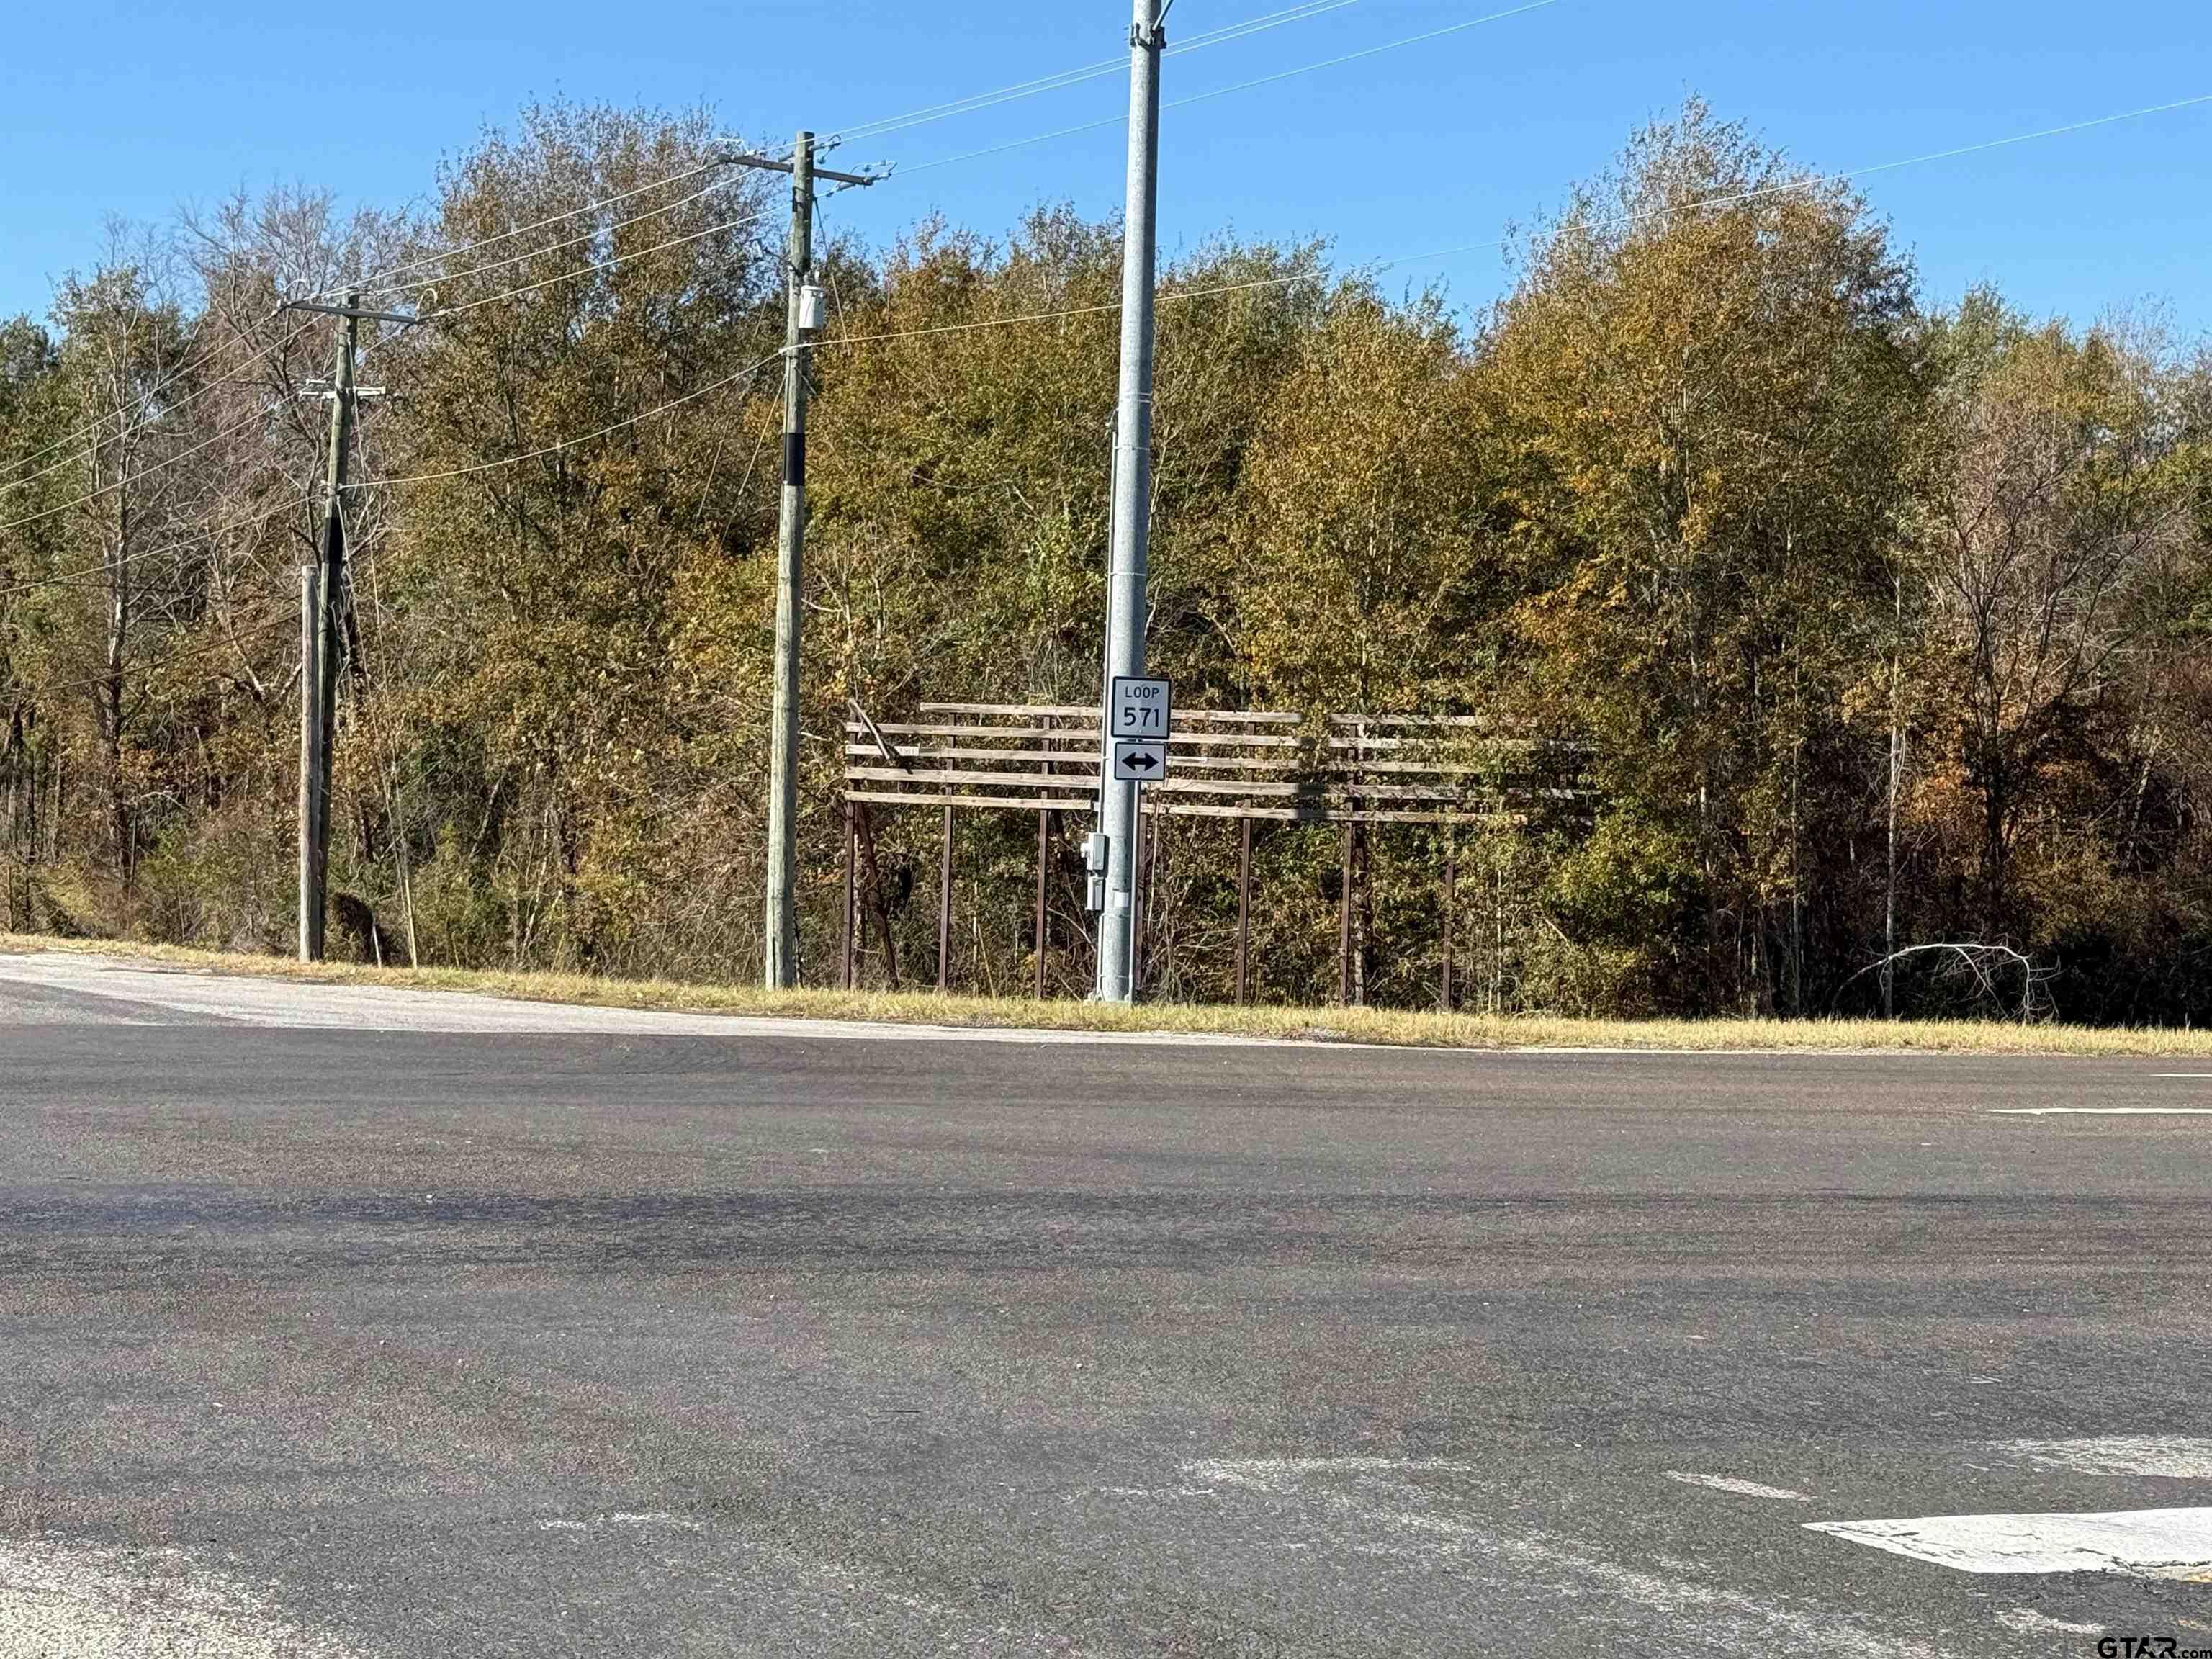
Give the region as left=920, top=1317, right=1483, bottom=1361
left=2, top=930, right=2206, bottom=1057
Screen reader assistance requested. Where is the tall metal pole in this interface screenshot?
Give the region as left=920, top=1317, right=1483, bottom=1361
left=764, top=132, right=816, bottom=988
left=1094, top=0, right=1165, bottom=1004
left=300, top=294, right=357, bottom=962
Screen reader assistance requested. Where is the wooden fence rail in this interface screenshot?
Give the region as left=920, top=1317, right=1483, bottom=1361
left=841, top=702, right=1588, bottom=1007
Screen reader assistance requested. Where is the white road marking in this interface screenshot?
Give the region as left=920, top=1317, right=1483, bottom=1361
left=1986, top=1107, right=2212, bottom=1115
left=0, top=1537, right=368, bottom=1658
left=1998, top=1609, right=2105, bottom=1635
left=1989, top=1437, right=2212, bottom=1478
left=1185, top=1457, right=1480, bottom=1484
left=536, top=1510, right=703, bottom=1533
left=1664, top=1471, right=1811, bottom=1501
left=1807, top=1507, right=2212, bottom=1578
left=1185, top=1460, right=1944, bottom=1658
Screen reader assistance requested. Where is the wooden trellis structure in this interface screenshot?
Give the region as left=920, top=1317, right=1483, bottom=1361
left=841, top=701, right=1585, bottom=1004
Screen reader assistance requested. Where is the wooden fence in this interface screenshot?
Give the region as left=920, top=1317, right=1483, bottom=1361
left=842, top=701, right=1586, bottom=1004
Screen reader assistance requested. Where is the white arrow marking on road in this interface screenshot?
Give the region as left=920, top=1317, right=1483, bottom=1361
left=1998, top=1609, right=2105, bottom=1636
left=1985, top=1107, right=2212, bottom=1115
left=1988, top=1437, right=2212, bottom=1478
left=1807, top=1507, right=2212, bottom=1578
left=1187, top=1460, right=1948, bottom=1658
left=1665, top=1472, right=1811, bottom=1501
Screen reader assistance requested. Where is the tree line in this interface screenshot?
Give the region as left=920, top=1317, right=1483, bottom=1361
left=4, top=98, right=2208, bottom=1021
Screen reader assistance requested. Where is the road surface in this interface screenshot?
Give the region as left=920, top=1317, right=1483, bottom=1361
left=2, top=950, right=2208, bottom=1655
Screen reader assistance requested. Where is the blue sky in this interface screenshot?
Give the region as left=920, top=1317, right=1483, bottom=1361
left=3, top=0, right=2208, bottom=335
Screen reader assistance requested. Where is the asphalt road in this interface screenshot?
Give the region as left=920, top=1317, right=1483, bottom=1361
left=2, top=951, right=2209, bottom=1657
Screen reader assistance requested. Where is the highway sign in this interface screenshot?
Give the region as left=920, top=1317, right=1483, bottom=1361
left=1109, top=675, right=1172, bottom=741
left=1112, top=739, right=1167, bottom=782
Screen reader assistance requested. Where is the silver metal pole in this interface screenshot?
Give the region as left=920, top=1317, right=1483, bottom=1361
left=1094, top=0, right=1164, bottom=1004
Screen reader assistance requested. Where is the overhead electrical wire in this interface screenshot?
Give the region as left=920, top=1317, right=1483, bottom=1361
left=0, top=491, right=313, bottom=604
left=0, top=207, right=778, bottom=531
left=0, top=397, right=311, bottom=537
left=414, top=207, right=779, bottom=321
left=4, top=0, right=1372, bottom=491
left=17, top=19, right=2200, bottom=641
left=333, top=0, right=1367, bottom=303
left=318, top=153, right=737, bottom=304
left=0, top=315, right=320, bottom=495
left=4, top=170, right=755, bottom=499
left=18, top=86, right=2199, bottom=611
left=896, top=0, right=1564, bottom=180
left=27, top=610, right=307, bottom=703
left=814, top=87, right=2212, bottom=351
left=347, top=348, right=785, bottom=490
left=374, top=171, right=747, bottom=301
left=824, top=0, right=1365, bottom=146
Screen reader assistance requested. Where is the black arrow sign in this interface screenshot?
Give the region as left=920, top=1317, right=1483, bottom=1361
left=1123, top=749, right=1160, bottom=773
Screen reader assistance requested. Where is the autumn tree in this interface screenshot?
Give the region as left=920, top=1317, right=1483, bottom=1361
left=1480, top=103, right=1928, bottom=1014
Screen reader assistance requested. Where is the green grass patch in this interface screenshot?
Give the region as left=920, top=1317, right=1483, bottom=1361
left=4, top=930, right=2207, bottom=1057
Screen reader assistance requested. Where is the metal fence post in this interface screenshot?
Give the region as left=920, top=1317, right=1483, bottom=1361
left=936, top=804, right=954, bottom=993
left=1235, top=815, right=1253, bottom=1005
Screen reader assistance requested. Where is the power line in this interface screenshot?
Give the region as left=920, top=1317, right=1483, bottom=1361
left=827, top=0, right=1364, bottom=146
left=375, top=171, right=748, bottom=301
left=415, top=207, right=778, bottom=322
left=335, top=0, right=1367, bottom=300
left=0, top=492, right=313, bottom=603
left=25, top=609, right=304, bottom=705
left=320, top=153, right=738, bottom=303
left=0, top=393, right=301, bottom=537
left=894, top=0, right=1564, bottom=180
left=2, top=211, right=778, bottom=533
left=12, top=77, right=2200, bottom=606
left=1334, top=88, right=2212, bottom=279
left=815, top=86, right=2212, bottom=350
left=8, top=184, right=758, bottom=498
left=9, top=170, right=747, bottom=487
left=1, top=313, right=781, bottom=604
left=4, top=1, right=1364, bottom=486
left=349, top=349, right=783, bottom=490
left=0, top=315, right=319, bottom=495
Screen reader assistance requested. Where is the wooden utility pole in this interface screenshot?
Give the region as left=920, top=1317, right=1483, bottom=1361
left=302, top=294, right=354, bottom=962
left=764, top=133, right=814, bottom=991
left=297, top=564, right=320, bottom=959
left=736, top=137, right=878, bottom=989
left=280, top=292, right=411, bottom=961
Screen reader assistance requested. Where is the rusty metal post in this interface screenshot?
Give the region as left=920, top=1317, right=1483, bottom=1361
left=840, top=799, right=855, bottom=990
left=1235, top=815, right=1253, bottom=1005
left=1442, top=832, right=1456, bottom=1012
left=1034, top=809, right=1051, bottom=999
left=936, top=804, right=954, bottom=993
left=1339, top=822, right=1353, bottom=1007
left=1132, top=806, right=1148, bottom=998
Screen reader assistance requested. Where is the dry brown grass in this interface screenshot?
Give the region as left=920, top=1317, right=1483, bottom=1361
left=4, top=930, right=2206, bottom=1056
